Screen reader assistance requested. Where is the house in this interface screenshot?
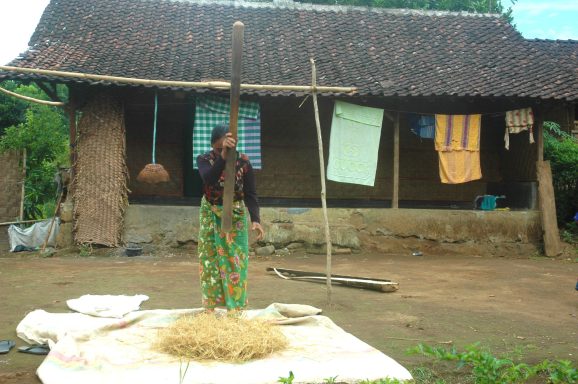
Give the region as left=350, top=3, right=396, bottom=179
left=1, top=0, right=577, bottom=253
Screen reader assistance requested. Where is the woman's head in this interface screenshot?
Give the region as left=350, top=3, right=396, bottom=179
left=211, top=124, right=229, bottom=149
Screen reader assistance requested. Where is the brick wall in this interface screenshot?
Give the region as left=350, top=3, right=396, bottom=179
left=0, top=150, right=23, bottom=250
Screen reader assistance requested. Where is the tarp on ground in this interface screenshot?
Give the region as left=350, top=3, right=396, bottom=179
left=16, top=303, right=413, bottom=384
left=8, top=219, right=59, bottom=252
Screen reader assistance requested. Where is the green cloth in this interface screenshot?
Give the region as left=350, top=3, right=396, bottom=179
left=198, top=197, right=249, bottom=310
left=193, top=95, right=262, bottom=169
left=327, top=101, right=384, bottom=186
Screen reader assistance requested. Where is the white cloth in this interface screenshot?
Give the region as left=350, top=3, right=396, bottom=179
left=66, top=294, right=150, bottom=318
left=327, top=101, right=384, bottom=186
left=504, top=108, right=535, bottom=150
left=8, top=219, right=59, bottom=251
left=16, top=303, right=413, bottom=384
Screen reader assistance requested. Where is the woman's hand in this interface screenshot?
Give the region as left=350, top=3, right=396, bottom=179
left=220, top=132, right=237, bottom=160
left=251, top=222, right=264, bottom=241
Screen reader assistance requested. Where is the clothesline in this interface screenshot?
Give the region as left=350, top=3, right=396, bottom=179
left=127, top=101, right=525, bottom=119
left=376, top=107, right=527, bottom=118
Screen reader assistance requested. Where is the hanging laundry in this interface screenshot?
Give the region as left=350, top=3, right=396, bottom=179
left=327, top=101, right=384, bottom=186
left=437, top=151, right=482, bottom=184
left=504, top=108, right=535, bottom=150
left=435, top=114, right=482, bottom=184
left=434, top=114, right=481, bottom=152
left=193, top=95, right=262, bottom=169
left=408, top=114, right=435, bottom=139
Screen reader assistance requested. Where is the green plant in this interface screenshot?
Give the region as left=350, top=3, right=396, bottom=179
left=409, top=343, right=533, bottom=383
left=543, top=121, right=578, bottom=226
left=323, top=376, right=339, bottom=383
left=0, top=82, right=69, bottom=220
left=408, top=343, right=578, bottom=384
left=278, top=371, right=295, bottom=384
left=79, top=244, right=93, bottom=257
left=561, top=222, right=578, bottom=244
left=410, top=367, right=446, bottom=384
left=359, top=378, right=409, bottom=384
left=535, top=359, right=578, bottom=384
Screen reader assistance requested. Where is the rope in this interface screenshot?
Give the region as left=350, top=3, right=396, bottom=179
left=152, top=91, right=158, bottom=164
left=0, top=85, right=65, bottom=106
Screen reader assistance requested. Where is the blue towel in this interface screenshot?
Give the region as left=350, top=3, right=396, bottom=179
left=408, top=114, right=435, bottom=139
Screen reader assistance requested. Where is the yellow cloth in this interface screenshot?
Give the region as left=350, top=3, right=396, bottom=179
left=435, top=114, right=481, bottom=151
left=435, top=114, right=482, bottom=184
left=438, top=151, right=482, bottom=184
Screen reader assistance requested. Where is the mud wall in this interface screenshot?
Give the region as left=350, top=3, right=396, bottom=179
left=123, top=204, right=541, bottom=256
left=0, top=150, right=23, bottom=250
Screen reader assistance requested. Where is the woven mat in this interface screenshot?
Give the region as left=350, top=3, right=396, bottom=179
left=73, top=92, right=128, bottom=246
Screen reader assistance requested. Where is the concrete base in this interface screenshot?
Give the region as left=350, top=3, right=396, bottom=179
left=123, top=204, right=542, bottom=256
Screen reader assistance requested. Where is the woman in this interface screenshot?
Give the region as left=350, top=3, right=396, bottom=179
left=196, top=124, right=264, bottom=311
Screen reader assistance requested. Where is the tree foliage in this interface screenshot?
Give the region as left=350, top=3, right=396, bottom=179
left=543, top=121, right=578, bottom=226
left=0, top=81, right=28, bottom=135
left=289, top=0, right=516, bottom=21
left=0, top=83, right=69, bottom=220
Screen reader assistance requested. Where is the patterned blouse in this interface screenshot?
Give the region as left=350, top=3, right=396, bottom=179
left=196, top=150, right=260, bottom=223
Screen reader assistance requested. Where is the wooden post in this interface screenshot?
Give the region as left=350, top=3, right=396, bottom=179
left=19, top=149, right=27, bottom=222
left=67, top=90, right=76, bottom=181
left=537, top=161, right=562, bottom=256
left=310, top=58, right=333, bottom=305
left=534, top=108, right=561, bottom=256
left=392, top=112, right=400, bottom=209
left=222, top=21, right=244, bottom=232
left=536, top=111, right=544, bottom=162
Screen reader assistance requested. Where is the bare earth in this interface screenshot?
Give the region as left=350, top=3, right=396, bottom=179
left=0, top=248, right=576, bottom=383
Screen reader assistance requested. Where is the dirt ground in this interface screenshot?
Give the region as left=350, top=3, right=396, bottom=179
left=0, top=247, right=577, bottom=383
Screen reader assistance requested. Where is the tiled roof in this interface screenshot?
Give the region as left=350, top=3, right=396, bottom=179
left=2, top=0, right=577, bottom=100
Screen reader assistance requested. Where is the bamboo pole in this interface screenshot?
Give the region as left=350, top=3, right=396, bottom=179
left=0, top=218, right=45, bottom=227
left=41, top=191, right=64, bottom=252
left=310, top=58, right=333, bottom=306
left=392, top=112, right=400, bottom=209
left=222, top=21, right=244, bottom=233
left=0, top=65, right=357, bottom=94
left=0, top=85, right=65, bottom=106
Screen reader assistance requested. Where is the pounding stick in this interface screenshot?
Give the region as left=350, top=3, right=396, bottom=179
left=222, top=22, right=244, bottom=232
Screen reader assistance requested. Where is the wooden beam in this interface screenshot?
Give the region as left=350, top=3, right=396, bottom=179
left=535, top=109, right=544, bottom=162
left=383, top=111, right=395, bottom=123
left=392, top=112, right=400, bottom=209
left=35, top=82, right=62, bottom=103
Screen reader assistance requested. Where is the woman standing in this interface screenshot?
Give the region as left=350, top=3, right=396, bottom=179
left=196, top=124, right=264, bottom=311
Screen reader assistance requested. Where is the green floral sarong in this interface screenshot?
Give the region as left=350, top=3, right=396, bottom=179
left=198, top=196, right=249, bottom=310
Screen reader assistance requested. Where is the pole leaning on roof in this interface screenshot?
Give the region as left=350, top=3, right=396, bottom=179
left=0, top=65, right=357, bottom=94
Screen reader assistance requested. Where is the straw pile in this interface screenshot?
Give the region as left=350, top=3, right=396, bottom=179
left=155, top=313, right=288, bottom=362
